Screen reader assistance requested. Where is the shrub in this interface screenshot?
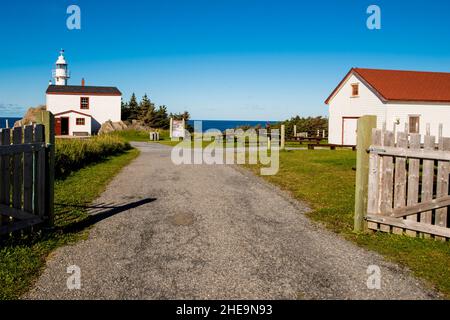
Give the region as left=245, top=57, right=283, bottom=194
left=55, top=135, right=131, bottom=179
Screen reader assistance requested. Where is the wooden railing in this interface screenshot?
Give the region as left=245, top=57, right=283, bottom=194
left=354, top=116, right=450, bottom=241
left=0, top=111, right=55, bottom=237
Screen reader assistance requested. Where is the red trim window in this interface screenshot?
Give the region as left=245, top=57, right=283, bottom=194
left=351, top=84, right=359, bottom=97
left=80, top=97, right=89, bottom=109
left=76, top=118, right=85, bottom=126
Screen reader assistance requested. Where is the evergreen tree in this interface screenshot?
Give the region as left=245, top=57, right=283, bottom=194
left=120, top=99, right=130, bottom=121
left=139, top=94, right=156, bottom=125
left=128, top=93, right=139, bottom=120
left=151, top=105, right=169, bottom=128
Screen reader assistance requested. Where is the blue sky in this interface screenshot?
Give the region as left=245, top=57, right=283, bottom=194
left=1, top=0, right=450, bottom=120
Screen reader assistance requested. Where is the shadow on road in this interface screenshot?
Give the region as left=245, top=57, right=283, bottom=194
left=55, top=198, right=157, bottom=234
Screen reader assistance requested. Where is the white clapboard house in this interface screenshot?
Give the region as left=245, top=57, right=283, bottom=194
left=325, top=68, right=450, bottom=145
left=46, top=50, right=122, bottom=136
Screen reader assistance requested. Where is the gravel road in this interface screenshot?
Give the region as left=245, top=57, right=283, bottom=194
left=25, top=143, right=438, bottom=300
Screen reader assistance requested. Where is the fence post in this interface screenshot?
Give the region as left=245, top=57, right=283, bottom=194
left=38, top=111, right=55, bottom=226
left=280, top=125, right=285, bottom=150
left=354, top=115, right=377, bottom=232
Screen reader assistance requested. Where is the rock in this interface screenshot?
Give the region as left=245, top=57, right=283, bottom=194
left=98, top=120, right=129, bottom=135
left=14, top=105, right=46, bottom=127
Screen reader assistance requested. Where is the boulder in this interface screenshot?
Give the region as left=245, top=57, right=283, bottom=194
left=14, top=105, right=46, bottom=127
left=98, top=120, right=129, bottom=135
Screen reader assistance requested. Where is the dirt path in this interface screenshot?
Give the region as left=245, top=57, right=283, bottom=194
left=25, top=143, right=438, bottom=299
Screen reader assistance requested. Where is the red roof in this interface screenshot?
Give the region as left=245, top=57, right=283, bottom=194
left=325, top=68, right=450, bottom=104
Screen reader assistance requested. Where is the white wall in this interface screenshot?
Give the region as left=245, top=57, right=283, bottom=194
left=385, top=103, right=450, bottom=139
left=56, top=112, right=91, bottom=136
left=328, top=74, right=386, bottom=145
left=327, top=73, right=450, bottom=144
left=47, top=94, right=121, bottom=134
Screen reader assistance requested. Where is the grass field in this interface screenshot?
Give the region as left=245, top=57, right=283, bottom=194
left=246, top=149, right=450, bottom=298
left=0, top=148, right=139, bottom=299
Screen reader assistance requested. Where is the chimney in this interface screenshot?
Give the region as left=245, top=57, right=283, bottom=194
left=81, top=78, right=85, bottom=86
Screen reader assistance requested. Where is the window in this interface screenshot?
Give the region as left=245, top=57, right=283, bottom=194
left=351, top=84, right=359, bottom=97
left=80, top=97, right=89, bottom=109
left=409, top=116, right=420, bottom=134
left=76, top=118, right=85, bottom=126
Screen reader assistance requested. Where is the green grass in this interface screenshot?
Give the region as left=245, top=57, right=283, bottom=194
left=0, top=148, right=140, bottom=300
left=246, top=149, right=450, bottom=298
left=55, top=135, right=131, bottom=178
left=109, top=129, right=154, bottom=142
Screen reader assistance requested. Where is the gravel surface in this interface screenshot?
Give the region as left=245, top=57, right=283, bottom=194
left=25, top=143, right=438, bottom=300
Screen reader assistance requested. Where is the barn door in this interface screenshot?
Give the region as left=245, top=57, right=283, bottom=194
left=342, top=118, right=358, bottom=145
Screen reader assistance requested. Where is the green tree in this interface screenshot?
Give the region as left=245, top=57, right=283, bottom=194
left=149, top=105, right=169, bottom=128
left=120, top=99, right=130, bottom=121
left=139, top=94, right=156, bottom=124
left=127, top=93, right=139, bottom=120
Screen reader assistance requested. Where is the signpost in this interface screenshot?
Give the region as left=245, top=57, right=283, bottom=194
left=170, top=118, right=186, bottom=139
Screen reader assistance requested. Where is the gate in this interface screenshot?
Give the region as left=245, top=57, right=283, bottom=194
left=364, top=123, right=450, bottom=240
left=0, top=111, right=55, bottom=237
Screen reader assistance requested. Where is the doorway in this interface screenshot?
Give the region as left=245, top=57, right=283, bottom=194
left=60, top=117, right=69, bottom=135
left=342, top=117, right=359, bottom=145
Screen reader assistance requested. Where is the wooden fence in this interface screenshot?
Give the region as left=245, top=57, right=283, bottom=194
left=0, top=111, right=55, bottom=237
left=354, top=115, right=450, bottom=240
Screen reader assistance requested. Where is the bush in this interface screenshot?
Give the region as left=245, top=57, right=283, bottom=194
left=55, top=135, right=131, bottom=179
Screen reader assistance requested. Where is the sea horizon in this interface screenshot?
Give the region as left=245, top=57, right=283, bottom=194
left=1, top=117, right=279, bottom=131
left=0, top=117, right=21, bottom=128
left=188, top=119, right=279, bottom=132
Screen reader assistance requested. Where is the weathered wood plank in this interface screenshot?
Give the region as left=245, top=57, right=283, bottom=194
left=435, top=136, right=450, bottom=241
left=12, top=127, right=23, bottom=210
left=23, top=126, right=34, bottom=214
left=379, top=131, right=394, bottom=232
left=436, top=137, right=450, bottom=228
left=367, top=215, right=450, bottom=239
left=406, top=133, right=421, bottom=237
left=368, top=129, right=382, bottom=215
left=0, top=203, right=39, bottom=221
left=1, top=129, right=11, bottom=226
left=0, top=217, right=43, bottom=236
left=380, top=131, right=394, bottom=215
left=0, top=143, right=46, bottom=155
left=393, top=195, right=450, bottom=218
left=367, top=146, right=450, bottom=161
left=34, top=125, right=46, bottom=218
left=43, top=111, right=55, bottom=226
left=393, top=131, right=408, bottom=234
left=421, top=134, right=435, bottom=225
left=354, top=116, right=377, bottom=232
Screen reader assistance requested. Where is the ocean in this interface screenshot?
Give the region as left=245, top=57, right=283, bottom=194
left=0, top=117, right=21, bottom=128
left=1, top=118, right=278, bottom=131
left=188, top=120, right=278, bottom=132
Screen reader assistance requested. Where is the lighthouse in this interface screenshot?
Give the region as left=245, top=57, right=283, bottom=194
left=52, top=49, right=70, bottom=86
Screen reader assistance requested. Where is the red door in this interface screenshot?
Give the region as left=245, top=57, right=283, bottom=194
left=55, top=118, right=62, bottom=135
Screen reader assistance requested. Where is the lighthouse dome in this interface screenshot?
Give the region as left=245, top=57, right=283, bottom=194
left=56, top=50, right=67, bottom=65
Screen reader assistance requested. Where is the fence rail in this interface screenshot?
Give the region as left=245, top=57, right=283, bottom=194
left=0, top=111, right=55, bottom=237
left=358, top=120, right=450, bottom=240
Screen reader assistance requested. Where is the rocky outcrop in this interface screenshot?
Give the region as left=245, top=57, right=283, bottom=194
left=14, top=105, right=46, bottom=127
left=98, top=120, right=129, bottom=135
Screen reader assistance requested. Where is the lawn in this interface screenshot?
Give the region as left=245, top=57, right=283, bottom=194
left=0, top=148, right=140, bottom=299
left=246, top=149, right=450, bottom=298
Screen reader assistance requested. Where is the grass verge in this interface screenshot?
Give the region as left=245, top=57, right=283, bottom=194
left=246, top=149, right=450, bottom=298
left=0, top=148, right=140, bottom=299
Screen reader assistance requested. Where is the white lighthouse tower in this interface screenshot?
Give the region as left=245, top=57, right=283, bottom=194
left=52, top=49, right=70, bottom=86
